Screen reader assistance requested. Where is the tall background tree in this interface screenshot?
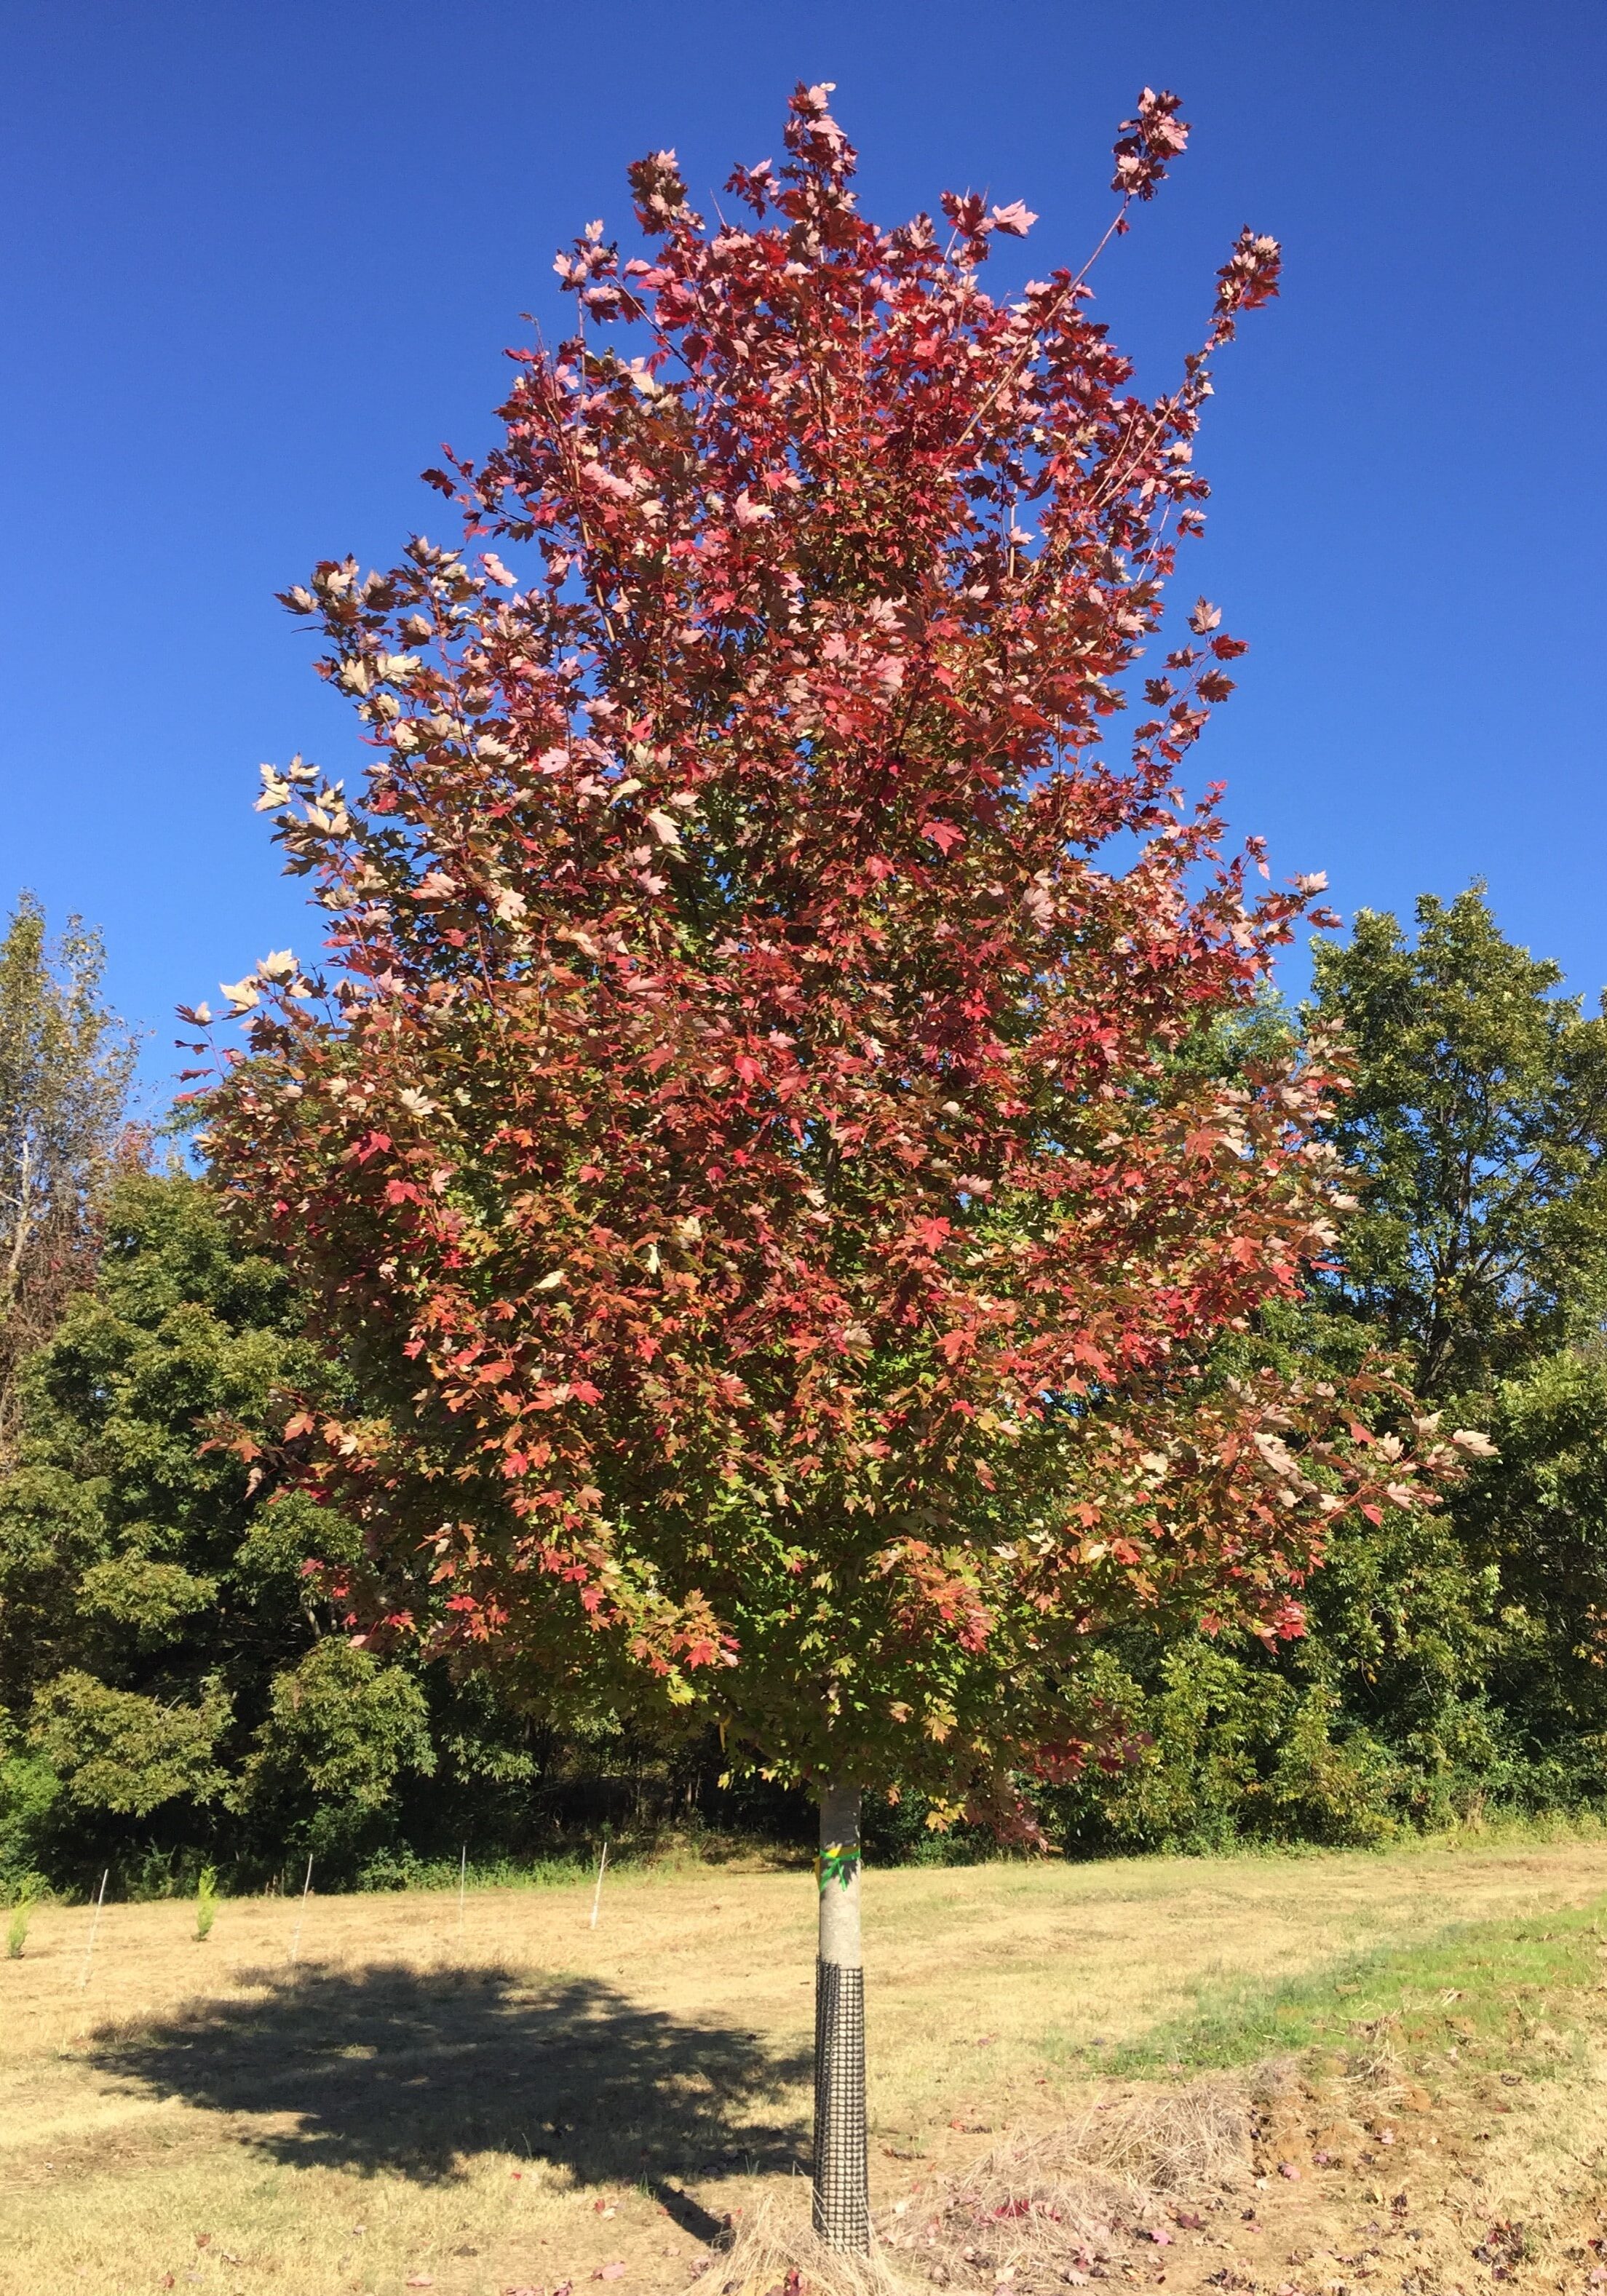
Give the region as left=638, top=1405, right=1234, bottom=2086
left=198, top=84, right=1447, bottom=2248
left=1310, top=888, right=1607, bottom=1397
left=0, top=894, right=135, bottom=1454
left=1309, top=889, right=1607, bottom=1808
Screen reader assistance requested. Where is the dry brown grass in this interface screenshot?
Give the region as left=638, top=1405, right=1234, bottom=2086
left=720, top=2073, right=1260, bottom=2294
left=722, top=2034, right=1607, bottom=2296
left=4, top=1835, right=1607, bottom=2295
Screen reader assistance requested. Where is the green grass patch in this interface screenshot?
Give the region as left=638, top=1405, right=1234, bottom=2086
left=1062, top=1898, right=1607, bottom=2078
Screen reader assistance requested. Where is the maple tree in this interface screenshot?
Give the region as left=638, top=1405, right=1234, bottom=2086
left=195, top=84, right=1460, bottom=2247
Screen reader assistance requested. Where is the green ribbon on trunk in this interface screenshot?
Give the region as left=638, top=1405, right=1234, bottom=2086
left=817, top=1841, right=860, bottom=1892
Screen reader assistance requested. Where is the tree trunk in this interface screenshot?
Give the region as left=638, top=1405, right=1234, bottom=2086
left=812, top=1778, right=869, bottom=2252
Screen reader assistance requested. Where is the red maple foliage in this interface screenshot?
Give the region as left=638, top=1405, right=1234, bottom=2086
left=195, top=84, right=1454, bottom=1830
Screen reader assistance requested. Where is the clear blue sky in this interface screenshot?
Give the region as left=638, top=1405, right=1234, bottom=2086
left=3, top=1, right=1603, bottom=1096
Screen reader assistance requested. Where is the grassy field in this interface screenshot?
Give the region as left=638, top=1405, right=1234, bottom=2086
left=5, top=1835, right=1607, bottom=2294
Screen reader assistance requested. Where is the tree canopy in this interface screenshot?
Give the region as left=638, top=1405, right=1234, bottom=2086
left=197, top=83, right=1450, bottom=1838
left=1309, top=888, right=1607, bottom=1397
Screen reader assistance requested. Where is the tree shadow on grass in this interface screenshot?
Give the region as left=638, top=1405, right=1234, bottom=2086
left=91, top=1959, right=810, bottom=2216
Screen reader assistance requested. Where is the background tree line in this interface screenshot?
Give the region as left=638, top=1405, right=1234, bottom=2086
left=3, top=882, right=1606, bottom=1895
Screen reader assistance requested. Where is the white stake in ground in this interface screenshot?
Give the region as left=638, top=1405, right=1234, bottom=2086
left=458, top=1843, right=468, bottom=1938
left=76, top=1868, right=109, bottom=1992
left=589, top=1832, right=609, bottom=1930
left=287, top=1854, right=314, bottom=1964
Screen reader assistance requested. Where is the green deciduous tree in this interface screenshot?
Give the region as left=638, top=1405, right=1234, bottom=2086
left=0, top=894, right=135, bottom=1453
left=1306, top=890, right=1607, bottom=1811
left=1455, top=1348, right=1607, bottom=1794
left=29, top=1671, right=232, bottom=1819
left=237, top=1639, right=435, bottom=1866
left=0, top=1170, right=427, bottom=1886
left=0, top=1169, right=332, bottom=1720
left=1309, top=888, right=1607, bottom=1398
left=0, top=1167, right=596, bottom=1891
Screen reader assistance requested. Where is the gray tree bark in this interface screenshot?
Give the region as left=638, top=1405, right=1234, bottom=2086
left=812, top=1778, right=869, bottom=2252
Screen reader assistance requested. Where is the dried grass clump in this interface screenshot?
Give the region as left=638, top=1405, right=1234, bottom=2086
left=715, top=2076, right=1257, bottom=2296
left=889, top=2076, right=1255, bottom=2292
left=710, top=2197, right=919, bottom=2295
left=1032, top=2073, right=1258, bottom=2193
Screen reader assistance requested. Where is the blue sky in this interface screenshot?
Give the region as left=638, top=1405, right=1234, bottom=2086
left=2, top=1, right=1603, bottom=1097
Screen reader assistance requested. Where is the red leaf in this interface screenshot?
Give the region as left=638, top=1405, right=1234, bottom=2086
left=921, top=819, right=965, bottom=855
